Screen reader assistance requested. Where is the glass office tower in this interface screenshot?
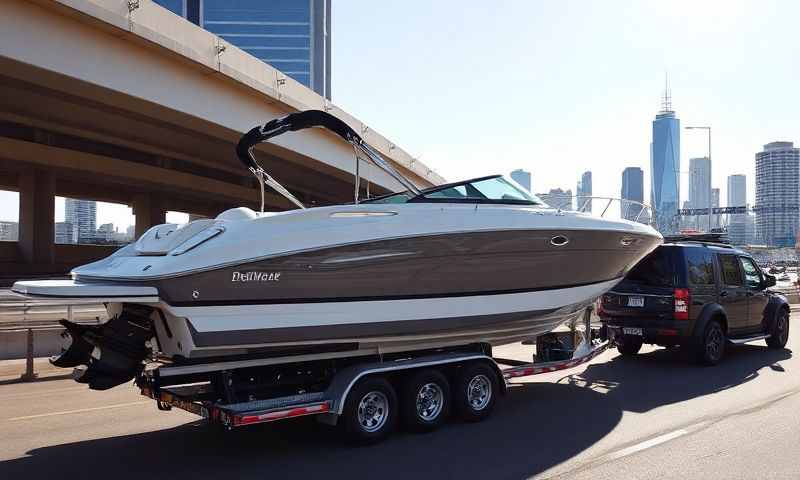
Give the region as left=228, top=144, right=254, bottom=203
left=755, top=142, right=800, bottom=247
left=510, top=169, right=532, bottom=193
left=650, top=92, right=680, bottom=234
left=621, top=167, right=644, bottom=221
left=155, top=0, right=331, bottom=99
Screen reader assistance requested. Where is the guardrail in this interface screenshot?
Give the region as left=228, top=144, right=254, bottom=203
left=0, top=300, right=107, bottom=381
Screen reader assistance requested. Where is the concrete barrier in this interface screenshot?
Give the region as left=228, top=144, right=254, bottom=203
left=0, top=328, right=65, bottom=360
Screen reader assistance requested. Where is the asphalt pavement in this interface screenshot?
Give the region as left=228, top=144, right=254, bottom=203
left=1, top=312, right=799, bottom=479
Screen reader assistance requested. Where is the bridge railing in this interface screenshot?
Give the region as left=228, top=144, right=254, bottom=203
left=0, top=298, right=106, bottom=381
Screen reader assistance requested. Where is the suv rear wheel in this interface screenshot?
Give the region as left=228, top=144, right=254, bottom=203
left=693, top=319, right=725, bottom=366
left=766, top=308, right=790, bottom=349
left=617, top=335, right=643, bottom=356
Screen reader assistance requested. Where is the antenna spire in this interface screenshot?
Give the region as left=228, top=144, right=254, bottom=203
left=661, top=72, right=673, bottom=112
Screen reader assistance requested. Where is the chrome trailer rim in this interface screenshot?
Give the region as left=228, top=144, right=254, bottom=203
left=416, top=382, right=444, bottom=420
left=467, top=374, right=492, bottom=411
left=357, top=391, right=389, bottom=433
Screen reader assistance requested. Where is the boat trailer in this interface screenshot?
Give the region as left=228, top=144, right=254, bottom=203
left=139, top=307, right=609, bottom=436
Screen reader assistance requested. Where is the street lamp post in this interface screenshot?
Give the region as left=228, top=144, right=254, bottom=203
left=685, top=126, right=712, bottom=232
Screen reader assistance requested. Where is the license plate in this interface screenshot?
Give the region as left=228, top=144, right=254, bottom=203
left=622, top=327, right=643, bottom=336
left=627, top=296, right=645, bottom=307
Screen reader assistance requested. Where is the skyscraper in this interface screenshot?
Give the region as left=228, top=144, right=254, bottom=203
left=712, top=188, right=720, bottom=230
left=154, top=0, right=331, bottom=99
left=727, top=174, right=747, bottom=245
left=650, top=86, right=680, bottom=233
left=510, top=169, right=532, bottom=192
left=621, top=167, right=644, bottom=222
left=576, top=171, right=592, bottom=212
left=688, top=157, right=710, bottom=211
left=64, top=198, right=97, bottom=244
left=755, top=142, right=800, bottom=247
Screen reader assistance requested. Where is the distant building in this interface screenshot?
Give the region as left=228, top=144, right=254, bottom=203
left=745, top=214, right=757, bottom=245
left=510, top=169, right=532, bottom=192
left=0, top=221, right=19, bottom=242
left=153, top=0, right=331, bottom=99
left=651, top=86, right=680, bottom=233
left=64, top=198, right=97, bottom=244
left=679, top=200, right=696, bottom=231
left=576, top=171, right=592, bottom=212
left=755, top=142, right=800, bottom=247
left=97, top=223, right=115, bottom=242
left=541, top=188, right=573, bottom=210
left=688, top=156, right=711, bottom=218
left=621, top=167, right=645, bottom=222
left=727, top=174, right=747, bottom=245
left=712, top=187, right=720, bottom=230
left=55, top=222, right=76, bottom=244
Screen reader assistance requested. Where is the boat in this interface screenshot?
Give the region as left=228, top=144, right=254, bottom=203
left=12, top=110, right=662, bottom=390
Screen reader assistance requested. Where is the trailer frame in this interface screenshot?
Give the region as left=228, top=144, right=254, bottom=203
left=138, top=307, right=609, bottom=436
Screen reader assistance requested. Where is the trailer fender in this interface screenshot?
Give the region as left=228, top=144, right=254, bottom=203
left=326, top=354, right=500, bottom=416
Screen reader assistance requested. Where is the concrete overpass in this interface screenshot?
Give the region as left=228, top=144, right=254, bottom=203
left=0, top=0, right=443, bottom=282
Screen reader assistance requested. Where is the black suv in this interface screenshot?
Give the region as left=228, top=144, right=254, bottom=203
left=600, top=240, right=790, bottom=365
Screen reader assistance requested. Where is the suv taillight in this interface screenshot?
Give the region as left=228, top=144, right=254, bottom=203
left=674, top=288, right=690, bottom=320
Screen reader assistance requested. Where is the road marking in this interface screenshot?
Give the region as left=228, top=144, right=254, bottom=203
left=602, top=426, right=697, bottom=462
left=0, top=386, right=89, bottom=401
left=5, top=401, right=150, bottom=421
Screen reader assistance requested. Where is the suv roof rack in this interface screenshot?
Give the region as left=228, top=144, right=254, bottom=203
left=663, top=233, right=733, bottom=248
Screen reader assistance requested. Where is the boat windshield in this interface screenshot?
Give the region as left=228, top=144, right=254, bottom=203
left=364, top=175, right=543, bottom=205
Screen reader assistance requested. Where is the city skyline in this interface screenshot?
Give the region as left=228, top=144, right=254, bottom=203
left=333, top=2, right=798, bottom=209
left=0, top=1, right=798, bottom=238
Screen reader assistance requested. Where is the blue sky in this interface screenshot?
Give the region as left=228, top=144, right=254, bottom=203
left=331, top=0, right=799, bottom=204
left=1, top=1, right=797, bottom=225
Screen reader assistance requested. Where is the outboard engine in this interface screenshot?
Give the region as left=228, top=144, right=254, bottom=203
left=52, top=304, right=154, bottom=390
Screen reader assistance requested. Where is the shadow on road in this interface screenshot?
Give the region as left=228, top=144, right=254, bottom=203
left=0, top=345, right=790, bottom=479
left=1, top=382, right=620, bottom=479
left=569, top=344, right=793, bottom=413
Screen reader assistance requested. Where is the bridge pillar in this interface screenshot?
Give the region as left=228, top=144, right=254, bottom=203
left=133, top=195, right=165, bottom=238
left=18, top=169, right=55, bottom=265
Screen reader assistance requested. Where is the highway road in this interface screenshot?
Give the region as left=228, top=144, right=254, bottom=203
left=1, top=312, right=798, bottom=479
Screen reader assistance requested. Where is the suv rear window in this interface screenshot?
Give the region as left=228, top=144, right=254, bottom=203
left=626, top=248, right=673, bottom=286
left=685, top=249, right=715, bottom=285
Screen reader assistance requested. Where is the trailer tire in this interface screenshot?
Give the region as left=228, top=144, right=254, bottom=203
left=453, top=362, right=498, bottom=422
left=340, top=376, right=397, bottom=444
left=400, top=369, right=450, bottom=432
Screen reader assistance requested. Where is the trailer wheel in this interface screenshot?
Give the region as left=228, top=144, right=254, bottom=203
left=340, top=376, right=397, bottom=444
left=453, top=362, right=498, bottom=422
left=400, top=369, right=450, bottom=432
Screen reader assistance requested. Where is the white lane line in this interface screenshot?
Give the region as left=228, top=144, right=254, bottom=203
left=0, top=386, right=89, bottom=401
left=602, top=422, right=708, bottom=462
left=5, top=401, right=150, bottom=421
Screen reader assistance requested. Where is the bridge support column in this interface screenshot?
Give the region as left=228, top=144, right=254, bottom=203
left=133, top=195, right=165, bottom=238
left=18, top=169, right=55, bottom=265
